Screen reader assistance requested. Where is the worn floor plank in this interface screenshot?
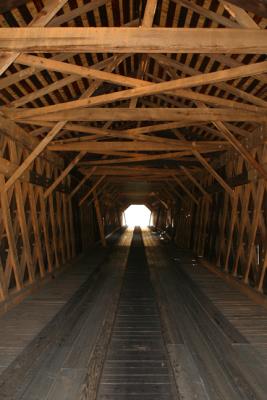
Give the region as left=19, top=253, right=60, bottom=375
left=144, top=230, right=267, bottom=400
left=96, top=228, right=178, bottom=400
left=2, top=228, right=267, bottom=400
left=0, top=230, right=131, bottom=400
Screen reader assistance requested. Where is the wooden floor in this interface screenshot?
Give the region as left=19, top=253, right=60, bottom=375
left=0, top=230, right=131, bottom=400
left=96, top=228, right=178, bottom=400
left=0, top=248, right=107, bottom=376
left=1, top=228, right=267, bottom=399
left=144, top=230, right=267, bottom=400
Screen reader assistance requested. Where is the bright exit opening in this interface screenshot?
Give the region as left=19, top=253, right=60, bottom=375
left=123, top=205, right=151, bottom=227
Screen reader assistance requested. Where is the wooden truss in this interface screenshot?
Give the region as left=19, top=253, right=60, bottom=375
left=0, top=0, right=267, bottom=305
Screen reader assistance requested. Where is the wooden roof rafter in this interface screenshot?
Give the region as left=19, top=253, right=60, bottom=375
left=0, top=0, right=267, bottom=204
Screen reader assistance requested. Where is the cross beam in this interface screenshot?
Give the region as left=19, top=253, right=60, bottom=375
left=0, top=28, right=267, bottom=53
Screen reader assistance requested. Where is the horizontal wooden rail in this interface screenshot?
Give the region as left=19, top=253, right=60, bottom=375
left=0, top=28, right=267, bottom=53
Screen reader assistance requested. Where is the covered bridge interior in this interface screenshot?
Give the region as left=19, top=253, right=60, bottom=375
left=0, top=0, right=267, bottom=399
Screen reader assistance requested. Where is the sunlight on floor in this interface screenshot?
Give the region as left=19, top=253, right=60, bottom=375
left=123, top=205, right=151, bottom=227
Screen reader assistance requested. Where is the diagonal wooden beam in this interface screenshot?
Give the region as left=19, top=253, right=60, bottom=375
left=172, top=175, right=199, bottom=204
left=69, top=166, right=97, bottom=200
left=167, top=181, right=184, bottom=202
left=1, top=55, right=127, bottom=193
left=79, top=175, right=106, bottom=206
left=221, top=1, right=260, bottom=28
left=123, top=122, right=204, bottom=135
left=192, top=97, right=267, bottom=180
left=164, top=65, right=267, bottom=181
left=50, top=129, right=228, bottom=147
left=7, top=57, right=267, bottom=119
left=180, top=166, right=212, bottom=201
left=17, top=120, right=205, bottom=137
left=0, top=52, right=76, bottom=90
left=175, top=0, right=240, bottom=27
left=44, top=151, right=86, bottom=198
left=143, top=71, right=266, bottom=112
left=0, top=176, right=22, bottom=290
left=2, top=121, right=67, bottom=194
left=193, top=149, right=234, bottom=196
left=15, top=53, right=140, bottom=91
left=0, top=115, right=62, bottom=167
left=213, top=120, right=267, bottom=180
left=9, top=141, right=35, bottom=282
left=89, top=183, right=109, bottom=208
left=48, top=0, right=108, bottom=27
left=11, top=75, right=82, bottom=108
left=151, top=53, right=267, bottom=108
left=0, top=0, right=68, bottom=76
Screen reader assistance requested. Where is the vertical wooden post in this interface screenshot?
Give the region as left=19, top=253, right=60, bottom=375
left=68, top=195, right=76, bottom=258
left=63, top=193, right=71, bottom=260
left=0, top=257, right=7, bottom=301
left=93, top=189, right=106, bottom=247
left=36, top=159, right=53, bottom=273
left=155, top=207, right=161, bottom=229
left=47, top=165, right=60, bottom=268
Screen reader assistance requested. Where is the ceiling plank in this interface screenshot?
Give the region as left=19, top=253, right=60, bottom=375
left=0, top=1, right=30, bottom=13
left=175, top=0, right=241, bottom=27
left=223, top=0, right=267, bottom=18
left=48, top=0, right=108, bottom=27
left=221, top=1, right=260, bottom=28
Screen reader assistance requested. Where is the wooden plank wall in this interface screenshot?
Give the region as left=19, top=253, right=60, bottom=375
left=0, top=132, right=73, bottom=306
left=80, top=202, right=98, bottom=250
left=158, top=139, right=267, bottom=294
left=0, top=132, right=121, bottom=309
